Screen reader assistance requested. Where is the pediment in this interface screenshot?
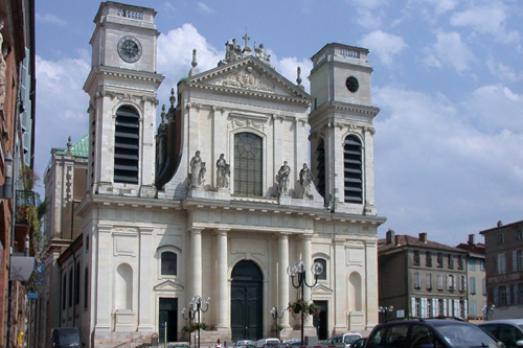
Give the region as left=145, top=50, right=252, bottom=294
left=314, top=283, right=334, bottom=294
left=187, top=57, right=311, bottom=104
left=153, top=279, right=184, bottom=291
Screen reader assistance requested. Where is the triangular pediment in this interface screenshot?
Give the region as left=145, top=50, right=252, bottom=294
left=153, top=279, right=184, bottom=291
left=314, top=283, right=334, bottom=294
left=187, top=57, right=311, bottom=104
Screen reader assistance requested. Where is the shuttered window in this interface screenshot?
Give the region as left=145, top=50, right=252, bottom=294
left=343, top=135, right=362, bottom=203
left=316, top=139, right=325, bottom=198
left=234, top=132, right=262, bottom=196
left=114, top=105, right=140, bottom=184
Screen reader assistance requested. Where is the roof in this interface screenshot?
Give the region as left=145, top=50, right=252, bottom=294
left=55, top=136, right=89, bottom=158
left=379, top=234, right=467, bottom=254
left=456, top=242, right=486, bottom=255
left=480, top=219, right=523, bottom=235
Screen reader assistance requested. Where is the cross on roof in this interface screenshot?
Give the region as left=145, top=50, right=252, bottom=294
left=242, top=33, right=250, bottom=48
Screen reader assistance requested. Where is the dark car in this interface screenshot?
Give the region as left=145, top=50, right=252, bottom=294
left=479, top=319, right=523, bottom=348
left=351, top=338, right=367, bottom=348
left=366, top=319, right=498, bottom=348
left=51, top=327, right=81, bottom=348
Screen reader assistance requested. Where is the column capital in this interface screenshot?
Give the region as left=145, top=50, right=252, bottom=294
left=214, top=228, right=230, bottom=236
left=301, top=233, right=313, bottom=241
left=189, top=227, right=205, bottom=235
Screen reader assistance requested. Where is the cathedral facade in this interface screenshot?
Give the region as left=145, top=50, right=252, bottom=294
left=48, top=2, right=385, bottom=347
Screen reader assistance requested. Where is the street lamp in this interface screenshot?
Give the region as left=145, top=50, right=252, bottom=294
left=182, top=306, right=197, bottom=346
left=288, top=260, right=323, bottom=344
left=378, top=305, right=394, bottom=322
left=270, top=306, right=285, bottom=338
left=190, top=296, right=210, bottom=348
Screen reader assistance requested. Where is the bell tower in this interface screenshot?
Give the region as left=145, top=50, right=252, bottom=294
left=309, top=43, right=379, bottom=215
left=83, top=1, right=164, bottom=197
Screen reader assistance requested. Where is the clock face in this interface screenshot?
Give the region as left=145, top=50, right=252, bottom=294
left=117, top=36, right=142, bottom=63
left=345, top=76, right=359, bottom=93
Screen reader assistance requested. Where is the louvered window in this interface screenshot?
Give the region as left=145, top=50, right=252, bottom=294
left=114, top=105, right=140, bottom=184
left=316, top=139, right=325, bottom=198
left=343, top=135, right=362, bottom=203
left=234, top=132, right=262, bottom=196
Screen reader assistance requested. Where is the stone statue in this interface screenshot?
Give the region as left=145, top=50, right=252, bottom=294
left=0, top=20, right=6, bottom=113
left=216, top=153, right=230, bottom=188
left=198, top=162, right=206, bottom=186
left=299, top=163, right=313, bottom=199
left=189, top=151, right=202, bottom=188
left=276, top=161, right=291, bottom=196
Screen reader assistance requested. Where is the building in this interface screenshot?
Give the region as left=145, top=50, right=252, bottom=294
left=33, top=136, right=88, bottom=347
left=378, top=230, right=468, bottom=321
left=39, top=1, right=387, bottom=347
left=0, top=0, right=37, bottom=347
left=456, top=234, right=486, bottom=321
left=480, top=220, right=523, bottom=320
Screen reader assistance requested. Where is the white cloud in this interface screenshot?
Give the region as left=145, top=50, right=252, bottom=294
left=350, top=0, right=389, bottom=29
left=414, top=0, right=458, bottom=15
left=359, top=30, right=407, bottom=65
left=450, top=2, right=520, bottom=45
left=375, top=85, right=523, bottom=243
left=35, top=13, right=66, bottom=26
left=196, top=2, right=213, bottom=14
left=34, top=55, right=90, bottom=189
left=423, top=31, right=474, bottom=73
left=487, top=58, right=521, bottom=82
left=272, top=56, right=313, bottom=91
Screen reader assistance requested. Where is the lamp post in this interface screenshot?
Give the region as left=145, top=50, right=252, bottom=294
left=190, top=296, right=210, bottom=348
left=270, top=306, right=285, bottom=338
left=378, top=305, right=394, bottom=323
left=288, top=260, right=323, bottom=344
left=182, top=306, right=197, bottom=346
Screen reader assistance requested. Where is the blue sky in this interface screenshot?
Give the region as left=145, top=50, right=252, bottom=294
left=35, top=0, right=523, bottom=244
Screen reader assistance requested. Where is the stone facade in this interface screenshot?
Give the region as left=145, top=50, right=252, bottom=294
left=44, top=2, right=386, bottom=347
left=480, top=220, right=523, bottom=320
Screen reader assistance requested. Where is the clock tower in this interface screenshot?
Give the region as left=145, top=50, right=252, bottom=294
left=83, top=1, right=163, bottom=197
left=309, top=43, right=379, bottom=215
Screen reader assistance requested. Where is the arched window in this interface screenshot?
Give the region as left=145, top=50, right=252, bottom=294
left=114, top=105, right=140, bottom=184
left=314, top=258, right=327, bottom=280
left=349, top=272, right=362, bottom=312
left=343, top=135, right=363, bottom=204
left=234, top=132, right=262, bottom=196
left=161, top=251, right=177, bottom=276
left=316, top=139, right=325, bottom=198
left=115, top=263, right=133, bottom=310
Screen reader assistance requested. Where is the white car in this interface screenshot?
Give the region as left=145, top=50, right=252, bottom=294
left=330, top=333, right=363, bottom=348
left=255, top=338, right=281, bottom=348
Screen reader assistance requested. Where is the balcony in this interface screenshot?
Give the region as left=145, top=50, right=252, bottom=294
left=15, top=190, right=40, bottom=255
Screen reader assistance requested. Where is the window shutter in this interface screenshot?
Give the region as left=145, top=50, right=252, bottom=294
left=432, top=299, right=437, bottom=317
left=513, top=250, right=518, bottom=272
left=411, top=297, right=416, bottom=317
left=464, top=299, right=468, bottom=318
left=443, top=299, right=447, bottom=316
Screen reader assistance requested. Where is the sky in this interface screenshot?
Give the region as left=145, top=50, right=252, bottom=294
left=34, top=0, right=523, bottom=245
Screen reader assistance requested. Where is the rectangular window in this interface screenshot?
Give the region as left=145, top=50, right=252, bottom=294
left=497, top=232, right=505, bottom=245
left=74, top=262, right=80, bottom=305
left=426, top=273, right=432, bottom=290
left=469, top=300, right=477, bottom=317
left=457, top=256, right=464, bottom=270
left=470, top=277, right=476, bottom=295
left=459, top=276, right=466, bottom=293
left=426, top=251, right=432, bottom=267
left=437, top=253, right=443, bottom=268
left=497, top=253, right=506, bottom=274
left=413, top=250, right=420, bottom=266
left=499, top=286, right=507, bottom=306
left=414, top=272, right=421, bottom=289
left=437, top=275, right=444, bottom=290
left=517, top=250, right=523, bottom=272
left=447, top=275, right=455, bottom=291
left=469, top=259, right=476, bottom=271
left=517, top=230, right=523, bottom=241
left=448, top=254, right=454, bottom=269
left=482, top=278, right=487, bottom=296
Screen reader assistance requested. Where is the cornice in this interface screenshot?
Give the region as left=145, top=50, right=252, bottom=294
left=83, top=65, right=164, bottom=93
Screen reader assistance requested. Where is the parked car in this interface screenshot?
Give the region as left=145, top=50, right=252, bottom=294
left=479, top=319, right=523, bottom=348
left=366, top=319, right=498, bottom=348
left=281, top=338, right=301, bottom=348
left=51, top=327, right=81, bottom=348
left=350, top=338, right=366, bottom=348
left=235, top=340, right=256, bottom=348
left=168, top=342, right=190, bottom=348
left=255, top=338, right=281, bottom=348
left=330, top=333, right=363, bottom=348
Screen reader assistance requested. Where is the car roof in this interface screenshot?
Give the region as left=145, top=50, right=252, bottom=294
left=480, top=319, right=523, bottom=325
left=374, top=319, right=471, bottom=327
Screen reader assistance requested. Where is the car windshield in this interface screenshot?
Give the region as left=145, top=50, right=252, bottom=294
left=435, top=324, right=497, bottom=348
left=344, top=335, right=360, bottom=344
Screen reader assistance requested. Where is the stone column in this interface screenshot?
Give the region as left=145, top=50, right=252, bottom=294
left=278, top=233, right=290, bottom=328
left=302, top=235, right=313, bottom=328
left=216, top=229, right=229, bottom=330
left=191, top=228, right=203, bottom=297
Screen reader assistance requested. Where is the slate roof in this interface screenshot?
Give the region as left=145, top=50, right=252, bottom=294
left=378, top=234, right=467, bottom=254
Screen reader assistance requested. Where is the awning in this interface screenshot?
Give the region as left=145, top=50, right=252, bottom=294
left=10, top=256, right=35, bottom=281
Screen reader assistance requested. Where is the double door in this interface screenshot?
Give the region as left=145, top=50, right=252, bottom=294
left=159, top=298, right=178, bottom=343
left=231, top=281, right=262, bottom=341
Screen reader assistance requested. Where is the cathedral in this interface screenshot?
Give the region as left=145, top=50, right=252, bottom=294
left=39, top=1, right=385, bottom=347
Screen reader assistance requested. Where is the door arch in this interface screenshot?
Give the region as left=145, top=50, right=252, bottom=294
left=231, top=260, right=263, bottom=341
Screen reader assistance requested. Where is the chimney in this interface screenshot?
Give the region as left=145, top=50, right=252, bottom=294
left=386, top=229, right=395, bottom=244
left=468, top=234, right=475, bottom=245
left=394, top=235, right=401, bottom=246
left=419, top=232, right=428, bottom=243
left=497, top=220, right=503, bottom=228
